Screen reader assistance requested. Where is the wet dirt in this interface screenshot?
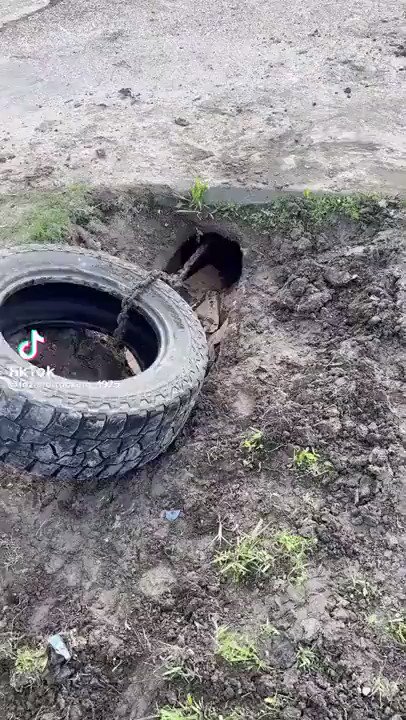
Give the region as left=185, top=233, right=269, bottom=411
left=0, top=197, right=405, bottom=720
left=7, top=327, right=134, bottom=381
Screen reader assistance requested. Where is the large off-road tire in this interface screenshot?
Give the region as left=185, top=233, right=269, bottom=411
left=0, top=244, right=208, bottom=480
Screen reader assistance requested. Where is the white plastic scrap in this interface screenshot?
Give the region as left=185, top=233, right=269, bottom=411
left=48, top=634, right=71, bottom=661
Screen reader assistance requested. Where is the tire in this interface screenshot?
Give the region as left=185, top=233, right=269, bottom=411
left=0, top=244, right=208, bottom=480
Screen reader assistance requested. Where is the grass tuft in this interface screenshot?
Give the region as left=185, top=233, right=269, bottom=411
left=13, top=185, right=99, bottom=244
left=370, top=675, right=399, bottom=706
left=240, top=428, right=264, bottom=470
left=263, top=693, right=291, bottom=716
left=260, top=621, right=280, bottom=638
left=28, top=205, right=71, bottom=242
left=273, top=531, right=317, bottom=585
left=214, top=523, right=316, bottom=585
left=213, top=521, right=273, bottom=582
left=215, top=626, right=263, bottom=669
left=10, top=645, right=47, bottom=690
left=295, top=645, right=317, bottom=672
left=386, top=615, right=406, bottom=645
left=158, top=697, right=269, bottom=720
left=159, top=695, right=204, bottom=720
left=162, top=656, right=200, bottom=684
left=344, top=574, right=379, bottom=606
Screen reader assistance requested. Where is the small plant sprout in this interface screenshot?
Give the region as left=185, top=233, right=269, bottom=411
left=222, top=709, right=246, bottom=720
left=10, top=645, right=47, bottom=690
left=190, top=178, right=209, bottom=210
left=295, top=645, right=317, bottom=672
left=241, top=428, right=265, bottom=470
left=163, top=662, right=198, bottom=683
left=177, top=178, right=209, bottom=214
left=273, top=531, right=316, bottom=585
left=370, top=675, right=399, bottom=706
left=386, top=615, right=406, bottom=645
left=293, top=447, right=332, bottom=478
left=260, top=621, right=280, bottom=638
left=346, top=574, right=378, bottom=605
left=160, top=644, right=200, bottom=684
left=263, top=694, right=283, bottom=716
left=159, top=695, right=205, bottom=720
left=213, top=521, right=273, bottom=582
left=215, top=626, right=263, bottom=669
left=366, top=613, right=379, bottom=626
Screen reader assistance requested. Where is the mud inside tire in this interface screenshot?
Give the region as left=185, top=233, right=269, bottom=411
left=0, top=245, right=208, bottom=480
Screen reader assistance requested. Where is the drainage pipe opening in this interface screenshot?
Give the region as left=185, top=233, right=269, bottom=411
left=165, top=229, right=243, bottom=290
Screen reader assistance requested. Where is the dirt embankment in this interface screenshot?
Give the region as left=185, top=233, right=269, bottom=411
left=0, top=190, right=405, bottom=720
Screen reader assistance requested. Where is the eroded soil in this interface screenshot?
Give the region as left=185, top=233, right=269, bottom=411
left=0, top=194, right=405, bottom=720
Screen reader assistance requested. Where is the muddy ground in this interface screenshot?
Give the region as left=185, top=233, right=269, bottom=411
left=0, top=190, right=405, bottom=720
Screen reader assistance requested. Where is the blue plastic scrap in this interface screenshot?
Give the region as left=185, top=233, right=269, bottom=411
left=163, top=509, right=182, bottom=521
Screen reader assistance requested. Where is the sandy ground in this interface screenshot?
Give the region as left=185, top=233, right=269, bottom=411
left=0, top=0, right=405, bottom=194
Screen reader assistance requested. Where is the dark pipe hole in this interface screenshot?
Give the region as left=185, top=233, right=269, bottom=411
left=165, top=231, right=243, bottom=289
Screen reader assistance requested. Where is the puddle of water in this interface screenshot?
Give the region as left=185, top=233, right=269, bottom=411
left=0, top=0, right=50, bottom=28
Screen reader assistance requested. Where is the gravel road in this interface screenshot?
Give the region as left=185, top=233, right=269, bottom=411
left=0, top=0, right=405, bottom=193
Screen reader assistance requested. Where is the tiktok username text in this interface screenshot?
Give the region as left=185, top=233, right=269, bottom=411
left=0, top=366, right=119, bottom=389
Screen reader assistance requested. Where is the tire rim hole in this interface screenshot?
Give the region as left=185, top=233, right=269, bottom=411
left=0, top=282, right=159, bottom=382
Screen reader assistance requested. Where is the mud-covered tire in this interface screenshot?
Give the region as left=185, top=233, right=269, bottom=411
left=0, top=244, right=208, bottom=480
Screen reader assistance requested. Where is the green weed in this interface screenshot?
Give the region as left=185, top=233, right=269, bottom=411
left=214, top=191, right=390, bottom=233
left=215, top=627, right=263, bottom=669
left=163, top=661, right=199, bottom=683
left=295, top=645, right=317, bottom=672
left=370, top=675, right=399, bottom=706
left=366, top=613, right=379, bottom=627
left=386, top=615, right=406, bottom=645
left=293, top=447, right=333, bottom=478
left=10, top=645, right=47, bottom=690
left=190, top=178, right=209, bottom=210
left=177, top=178, right=209, bottom=214
left=213, top=521, right=273, bottom=582
left=273, top=531, right=317, bottom=585
left=159, top=696, right=287, bottom=720
left=159, top=695, right=204, bottom=720
left=301, top=189, right=367, bottom=222
left=241, top=428, right=264, bottom=470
